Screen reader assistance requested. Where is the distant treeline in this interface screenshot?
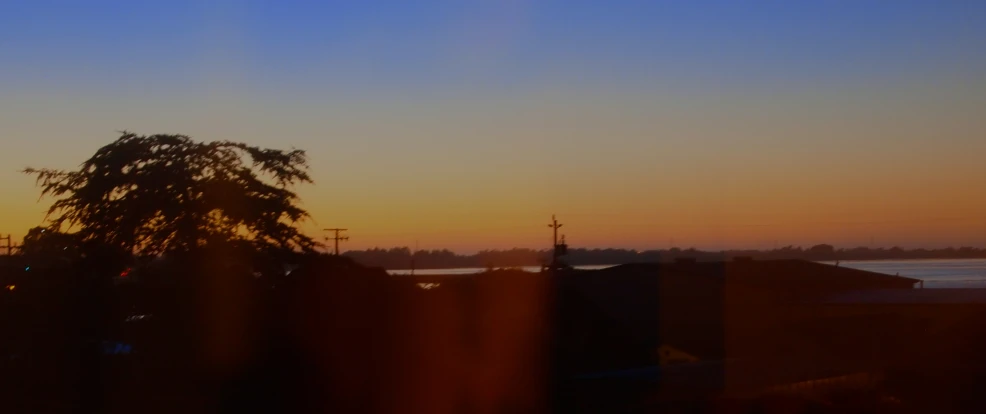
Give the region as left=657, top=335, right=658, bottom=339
left=344, top=245, right=986, bottom=270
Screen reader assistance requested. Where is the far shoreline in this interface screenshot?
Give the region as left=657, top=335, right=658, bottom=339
left=384, top=257, right=986, bottom=274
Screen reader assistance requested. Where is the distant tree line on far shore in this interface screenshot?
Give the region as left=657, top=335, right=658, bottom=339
left=344, top=244, right=986, bottom=270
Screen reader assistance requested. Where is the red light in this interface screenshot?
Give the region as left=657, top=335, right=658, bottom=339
left=120, top=268, right=131, bottom=278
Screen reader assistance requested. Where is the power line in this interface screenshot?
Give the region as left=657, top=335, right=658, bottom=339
left=323, top=228, right=349, bottom=256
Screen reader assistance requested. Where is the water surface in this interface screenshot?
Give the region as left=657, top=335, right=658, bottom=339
left=828, top=259, right=986, bottom=289
left=387, top=264, right=616, bottom=276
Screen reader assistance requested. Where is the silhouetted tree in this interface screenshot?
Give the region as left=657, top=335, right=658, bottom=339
left=25, top=132, right=316, bottom=257
left=809, top=244, right=836, bottom=254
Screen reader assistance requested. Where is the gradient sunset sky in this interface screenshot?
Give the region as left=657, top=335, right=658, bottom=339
left=1, top=1, right=985, bottom=253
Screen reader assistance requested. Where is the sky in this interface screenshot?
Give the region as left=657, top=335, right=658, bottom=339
left=1, top=1, right=985, bottom=253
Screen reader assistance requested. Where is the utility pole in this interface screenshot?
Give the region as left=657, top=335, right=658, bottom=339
left=323, top=228, right=349, bottom=255
left=1, top=235, right=13, bottom=256
left=546, top=215, right=569, bottom=270
left=549, top=215, right=562, bottom=251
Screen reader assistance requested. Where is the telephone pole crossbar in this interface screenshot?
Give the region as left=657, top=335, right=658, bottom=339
left=323, top=228, right=349, bottom=256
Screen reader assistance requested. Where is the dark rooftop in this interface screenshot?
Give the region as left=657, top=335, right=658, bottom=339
left=580, top=259, right=919, bottom=302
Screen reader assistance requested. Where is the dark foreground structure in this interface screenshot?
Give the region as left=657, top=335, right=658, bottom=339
left=2, top=257, right=985, bottom=413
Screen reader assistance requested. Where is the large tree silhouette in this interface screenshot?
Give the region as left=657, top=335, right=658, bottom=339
left=25, top=132, right=316, bottom=256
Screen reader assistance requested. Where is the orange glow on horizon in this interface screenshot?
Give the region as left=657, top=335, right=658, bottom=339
left=2, top=81, right=984, bottom=252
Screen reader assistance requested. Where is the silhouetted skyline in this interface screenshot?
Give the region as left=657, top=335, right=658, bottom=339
left=344, top=245, right=986, bottom=270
